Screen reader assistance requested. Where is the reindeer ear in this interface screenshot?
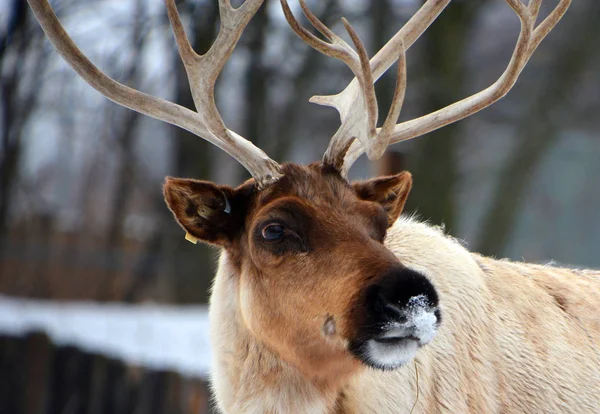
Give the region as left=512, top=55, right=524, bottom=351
left=353, top=171, right=413, bottom=227
left=163, top=177, right=247, bottom=247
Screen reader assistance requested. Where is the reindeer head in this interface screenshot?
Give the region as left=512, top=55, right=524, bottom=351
left=164, top=163, right=440, bottom=373
left=29, top=0, right=570, bottom=375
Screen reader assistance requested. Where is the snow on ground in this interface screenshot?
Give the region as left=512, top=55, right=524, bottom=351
left=0, top=295, right=212, bottom=377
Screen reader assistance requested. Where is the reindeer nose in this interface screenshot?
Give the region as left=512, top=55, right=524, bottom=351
left=371, top=267, right=439, bottom=316
left=350, top=267, right=441, bottom=370
left=363, top=267, right=440, bottom=344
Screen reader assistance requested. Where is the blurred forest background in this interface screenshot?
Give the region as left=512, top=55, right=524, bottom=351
left=2, top=0, right=600, bottom=304
left=0, top=0, right=599, bottom=411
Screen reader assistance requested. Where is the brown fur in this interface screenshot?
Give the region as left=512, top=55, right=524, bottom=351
left=164, top=164, right=600, bottom=413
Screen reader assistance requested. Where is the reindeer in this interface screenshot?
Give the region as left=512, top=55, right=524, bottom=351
left=29, top=0, right=599, bottom=412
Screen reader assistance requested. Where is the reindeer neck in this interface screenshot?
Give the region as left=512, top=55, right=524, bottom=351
left=209, top=253, right=342, bottom=413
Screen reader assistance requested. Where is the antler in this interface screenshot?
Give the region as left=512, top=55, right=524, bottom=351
left=281, top=0, right=409, bottom=170
left=27, top=0, right=282, bottom=188
left=282, top=0, right=571, bottom=176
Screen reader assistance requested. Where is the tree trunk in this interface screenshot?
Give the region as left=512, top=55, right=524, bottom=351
left=0, top=1, right=29, bottom=255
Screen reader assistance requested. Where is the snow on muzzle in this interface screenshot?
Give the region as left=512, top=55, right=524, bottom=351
left=349, top=267, right=441, bottom=370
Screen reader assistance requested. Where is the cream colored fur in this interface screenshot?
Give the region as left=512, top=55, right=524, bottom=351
left=209, top=216, right=600, bottom=413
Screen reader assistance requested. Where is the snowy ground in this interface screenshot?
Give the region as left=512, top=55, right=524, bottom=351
left=0, top=295, right=212, bottom=377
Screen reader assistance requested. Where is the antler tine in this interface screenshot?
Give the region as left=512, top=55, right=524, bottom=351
left=530, top=0, right=570, bottom=52
left=280, top=0, right=364, bottom=78
left=297, top=0, right=336, bottom=42
left=282, top=0, right=386, bottom=168
left=280, top=0, right=337, bottom=56
left=528, top=0, right=543, bottom=20
left=341, top=18, right=378, bottom=140
left=341, top=0, right=571, bottom=175
left=165, top=0, right=285, bottom=187
left=281, top=0, right=452, bottom=172
left=378, top=41, right=407, bottom=149
left=28, top=0, right=282, bottom=188
left=164, top=0, right=198, bottom=66
left=302, top=0, right=450, bottom=173
left=165, top=0, right=262, bottom=138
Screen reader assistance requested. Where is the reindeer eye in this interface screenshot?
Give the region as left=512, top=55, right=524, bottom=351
left=262, top=223, right=285, bottom=242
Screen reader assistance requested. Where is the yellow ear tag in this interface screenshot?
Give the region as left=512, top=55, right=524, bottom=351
left=185, top=232, right=199, bottom=244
